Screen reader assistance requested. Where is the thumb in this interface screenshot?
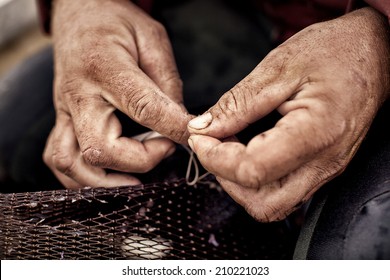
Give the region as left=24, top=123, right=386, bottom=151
left=187, top=70, right=298, bottom=139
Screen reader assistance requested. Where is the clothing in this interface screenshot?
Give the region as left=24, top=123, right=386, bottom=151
left=252, top=0, right=357, bottom=42
left=258, top=0, right=390, bottom=41
left=37, top=0, right=390, bottom=42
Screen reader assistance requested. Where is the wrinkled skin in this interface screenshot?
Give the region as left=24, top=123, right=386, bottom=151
left=44, top=0, right=191, bottom=188
left=188, top=8, right=390, bottom=222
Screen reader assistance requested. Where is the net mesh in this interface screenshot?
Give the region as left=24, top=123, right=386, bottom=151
left=0, top=177, right=295, bottom=259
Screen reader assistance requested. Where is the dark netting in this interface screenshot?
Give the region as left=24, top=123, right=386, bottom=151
left=0, top=176, right=295, bottom=259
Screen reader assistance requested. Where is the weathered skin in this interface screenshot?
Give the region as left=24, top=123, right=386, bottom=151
left=44, top=0, right=191, bottom=188
left=188, top=8, right=390, bottom=222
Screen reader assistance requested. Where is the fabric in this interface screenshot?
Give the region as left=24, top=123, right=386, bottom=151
left=294, top=101, right=390, bottom=259
left=36, top=0, right=390, bottom=40
left=0, top=47, right=58, bottom=192
left=251, top=0, right=352, bottom=42
left=249, top=0, right=390, bottom=42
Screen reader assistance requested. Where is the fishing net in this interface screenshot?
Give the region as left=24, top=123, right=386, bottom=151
left=0, top=147, right=296, bottom=260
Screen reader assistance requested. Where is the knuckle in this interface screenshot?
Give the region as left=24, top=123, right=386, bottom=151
left=174, top=127, right=190, bottom=144
left=265, top=44, right=293, bottom=63
left=82, top=146, right=109, bottom=168
left=332, top=158, right=348, bottom=174
left=129, top=92, right=161, bottom=126
left=42, top=138, right=53, bottom=166
left=57, top=77, right=80, bottom=95
left=217, top=88, right=241, bottom=116
left=216, top=84, right=252, bottom=118
left=42, top=148, right=51, bottom=166
left=236, top=158, right=267, bottom=188
left=55, top=77, right=84, bottom=105
left=163, top=73, right=183, bottom=91
left=133, top=95, right=153, bottom=121
left=173, top=76, right=183, bottom=89
left=245, top=202, right=286, bottom=223
left=150, top=20, right=168, bottom=38
left=311, top=158, right=347, bottom=184
left=165, top=121, right=189, bottom=144
left=260, top=45, right=295, bottom=76
left=52, top=151, right=76, bottom=176
left=57, top=80, right=102, bottom=112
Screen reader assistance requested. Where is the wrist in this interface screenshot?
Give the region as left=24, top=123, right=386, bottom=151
left=345, top=7, right=390, bottom=102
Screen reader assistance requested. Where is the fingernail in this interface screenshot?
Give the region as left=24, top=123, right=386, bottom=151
left=188, top=137, right=195, bottom=150
left=188, top=112, right=212, bottom=130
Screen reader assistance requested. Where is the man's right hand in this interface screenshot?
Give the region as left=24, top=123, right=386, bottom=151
left=43, top=0, right=191, bottom=189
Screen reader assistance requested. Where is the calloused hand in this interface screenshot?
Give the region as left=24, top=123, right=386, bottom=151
left=188, top=8, right=390, bottom=222
left=44, top=0, right=191, bottom=189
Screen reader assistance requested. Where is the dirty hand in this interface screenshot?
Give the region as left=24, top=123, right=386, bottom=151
left=44, top=0, right=191, bottom=189
left=188, top=8, right=390, bottom=222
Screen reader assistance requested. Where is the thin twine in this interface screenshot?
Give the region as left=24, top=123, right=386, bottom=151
left=181, top=145, right=211, bottom=186
left=133, top=131, right=210, bottom=186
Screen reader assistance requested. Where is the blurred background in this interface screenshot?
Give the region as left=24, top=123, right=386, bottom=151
left=0, top=0, right=51, bottom=77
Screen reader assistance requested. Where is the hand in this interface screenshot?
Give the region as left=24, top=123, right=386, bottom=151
left=44, top=0, right=191, bottom=189
left=187, top=8, right=390, bottom=222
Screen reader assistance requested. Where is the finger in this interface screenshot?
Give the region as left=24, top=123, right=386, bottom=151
left=188, top=135, right=248, bottom=182
left=85, top=43, right=190, bottom=144
left=137, top=21, right=183, bottom=105
left=67, top=94, right=176, bottom=173
left=187, top=54, right=300, bottom=139
left=43, top=128, right=81, bottom=189
left=216, top=155, right=340, bottom=222
left=189, top=108, right=344, bottom=187
left=48, top=112, right=141, bottom=188
left=51, top=168, right=83, bottom=190
left=215, top=177, right=286, bottom=222
left=215, top=176, right=299, bottom=222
